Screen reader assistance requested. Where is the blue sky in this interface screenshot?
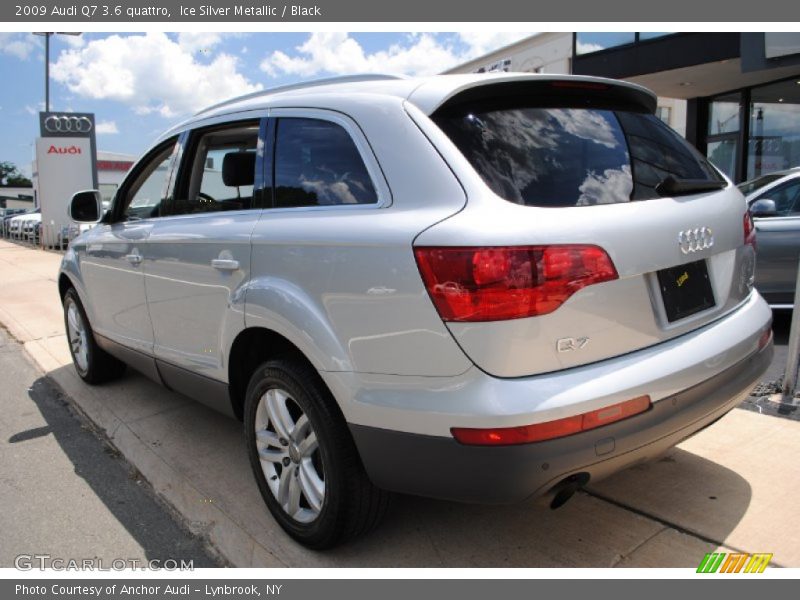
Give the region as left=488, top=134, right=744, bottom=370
left=0, top=31, right=531, bottom=177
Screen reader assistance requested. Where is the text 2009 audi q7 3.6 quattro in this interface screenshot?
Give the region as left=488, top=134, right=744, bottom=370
left=60, top=73, right=773, bottom=548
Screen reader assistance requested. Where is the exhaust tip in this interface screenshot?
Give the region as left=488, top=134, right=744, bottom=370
left=549, top=473, right=590, bottom=510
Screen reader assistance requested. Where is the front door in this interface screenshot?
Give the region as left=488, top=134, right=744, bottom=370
left=144, top=119, right=264, bottom=385
left=80, top=139, right=178, bottom=356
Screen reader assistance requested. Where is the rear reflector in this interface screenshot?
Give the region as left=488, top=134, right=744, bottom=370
left=451, top=395, right=651, bottom=446
left=744, top=211, right=757, bottom=249
left=414, top=245, right=618, bottom=322
left=758, top=327, right=773, bottom=351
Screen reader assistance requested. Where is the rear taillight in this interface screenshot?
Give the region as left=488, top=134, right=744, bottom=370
left=414, top=245, right=618, bottom=322
left=451, top=395, right=652, bottom=446
left=744, top=212, right=757, bottom=249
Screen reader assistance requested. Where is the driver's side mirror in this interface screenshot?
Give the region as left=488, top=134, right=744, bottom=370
left=750, top=198, right=778, bottom=218
left=68, top=190, right=103, bottom=223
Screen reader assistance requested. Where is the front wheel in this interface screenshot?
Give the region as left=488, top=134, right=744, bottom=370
left=63, top=288, right=126, bottom=384
left=244, top=359, right=389, bottom=549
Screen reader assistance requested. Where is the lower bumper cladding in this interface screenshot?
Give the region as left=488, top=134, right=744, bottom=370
left=350, top=341, right=773, bottom=505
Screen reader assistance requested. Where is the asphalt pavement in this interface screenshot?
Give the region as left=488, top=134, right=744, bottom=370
left=0, top=327, right=222, bottom=569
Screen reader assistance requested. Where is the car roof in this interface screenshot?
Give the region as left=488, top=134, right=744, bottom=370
left=159, top=72, right=656, bottom=141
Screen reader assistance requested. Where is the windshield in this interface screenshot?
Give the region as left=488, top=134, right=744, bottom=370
left=434, top=106, right=722, bottom=207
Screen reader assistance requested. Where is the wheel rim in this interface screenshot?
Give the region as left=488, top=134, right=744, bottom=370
left=66, top=301, right=89, bottom=373
left=254, top=387, right=325, bottom=524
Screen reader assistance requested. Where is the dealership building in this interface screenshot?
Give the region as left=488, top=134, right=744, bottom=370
left=31, top=149, right=135, bottom=207
left=447, top=32, right=800, bottom=183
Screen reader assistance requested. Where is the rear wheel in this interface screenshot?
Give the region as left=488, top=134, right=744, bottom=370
left=63, top=288, right=126, bottom=384
left=244, top=359, right=390, bottom=549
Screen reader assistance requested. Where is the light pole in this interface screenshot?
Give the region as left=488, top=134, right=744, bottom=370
left=32, top=32, right=81, bottom=113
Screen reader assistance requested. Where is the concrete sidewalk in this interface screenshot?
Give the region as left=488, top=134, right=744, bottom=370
left=1, top=239, right=798, bottom=567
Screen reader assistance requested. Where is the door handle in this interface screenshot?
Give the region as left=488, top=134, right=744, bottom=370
left=211, top=259, right=240, bottom=271
left=125, top=253, right=142, bottom=266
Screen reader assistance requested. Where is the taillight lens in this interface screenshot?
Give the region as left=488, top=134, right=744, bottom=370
left=414, top=245, right=618, bottom=322
left=744, top=212, right=757, bottom=249
left=451, top=395, right=651, bottom=446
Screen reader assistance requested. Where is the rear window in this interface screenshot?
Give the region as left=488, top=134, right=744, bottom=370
left=434, top=106, right=722, bottom=207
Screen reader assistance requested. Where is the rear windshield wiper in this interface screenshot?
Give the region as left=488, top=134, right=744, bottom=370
left=655, top=176, right=727, bottom=197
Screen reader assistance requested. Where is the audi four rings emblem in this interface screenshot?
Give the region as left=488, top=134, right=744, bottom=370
left=43, top=115, right=93, bottom=134
left=678, top=227, right=714, bottom=254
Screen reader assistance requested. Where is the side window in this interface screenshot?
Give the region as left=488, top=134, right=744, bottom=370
left=122, top=142, right=176, bottom=220
left=274, top=117, right=377, bottom=208
left=758, top=180, right=800, bottom=215
left=171, top=122, right=259, bottom=216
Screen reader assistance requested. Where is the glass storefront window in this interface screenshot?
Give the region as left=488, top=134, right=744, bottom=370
left=638, top=32, right=674, bottom=41
left=575, top=33, right=635, bottom=55
left=706, top=93, right=741, bottom=180
left=708, top=93, right=741, bottom=135
left=707, top=139, right=738, bottom=180
left=747, top=79, right=800, bottom=179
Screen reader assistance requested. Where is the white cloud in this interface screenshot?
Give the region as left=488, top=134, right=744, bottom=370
left=95, top=120, right=119, bottom=134
left=576, top=41, right=605, bottom=54
left=61, top=34, right=86, bottom=49
left=177, top=32, right=223, bottom=55
left=51, top=32, right=261, bottom=117
left=260, top=32, right=537, bottom=79
left=457, top=32, right=533, bottom=57
left=578, top=165, right=633, bottom=206
left=0, top=33, right=40, bottom=60
left=261, top=32, right=465, bottom=77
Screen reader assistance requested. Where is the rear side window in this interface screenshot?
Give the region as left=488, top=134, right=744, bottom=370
left=273, top=118, right=377, bottom=208
left=434, top=106, right=722, bottom=207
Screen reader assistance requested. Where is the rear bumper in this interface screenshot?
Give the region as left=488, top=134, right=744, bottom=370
left=350, top=340, right=772, bottom=504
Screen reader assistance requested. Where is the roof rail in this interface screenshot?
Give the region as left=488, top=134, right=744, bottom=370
left=194, top=73, right=408, bottom=117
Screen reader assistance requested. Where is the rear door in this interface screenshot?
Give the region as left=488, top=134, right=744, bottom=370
left=143, top=118, right=265, bottom=384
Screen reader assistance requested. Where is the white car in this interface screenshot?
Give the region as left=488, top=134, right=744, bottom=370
left=8, top=210, right=40, bottom=239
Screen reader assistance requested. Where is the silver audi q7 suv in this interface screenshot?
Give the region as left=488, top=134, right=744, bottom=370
left=60, top=73, right=773, bottom=548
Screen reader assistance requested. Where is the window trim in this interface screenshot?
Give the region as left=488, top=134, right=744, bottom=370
left=165, top=118, right=265, bottom=218
left=110, top=136, right=180, bottom=223
left=265, top=108, right=392, bottom=212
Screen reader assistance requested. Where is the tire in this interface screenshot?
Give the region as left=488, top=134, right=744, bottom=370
left=244, top=359, right=390, bottom=549
left=63, top=288, right=126, bottom=384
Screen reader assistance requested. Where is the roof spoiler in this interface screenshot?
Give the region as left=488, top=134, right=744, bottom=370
left=415, top=75, right=657, bottom=116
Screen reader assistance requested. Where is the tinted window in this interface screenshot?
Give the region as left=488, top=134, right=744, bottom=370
left=435, top=107, right=722, bottom=207
left=170, top=123, right=259, bottom=216
left=274, top=118, right=377, bottom=208
left=122, top=142, right=176, bottom=220
left=758, top=179, right=800, bottom=215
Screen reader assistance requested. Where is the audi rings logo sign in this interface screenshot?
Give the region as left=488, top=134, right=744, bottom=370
left=44, top=115, right=93, bottom=134
left=39, top=112, right=95, bottom=139
left=678, top=227, right=714, bottom=254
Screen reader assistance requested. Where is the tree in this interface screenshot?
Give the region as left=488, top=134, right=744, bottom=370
left=0, top=161, right=32, bottom=187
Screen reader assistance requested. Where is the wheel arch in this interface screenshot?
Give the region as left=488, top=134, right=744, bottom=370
left=228, top=327, right=332, bottom=421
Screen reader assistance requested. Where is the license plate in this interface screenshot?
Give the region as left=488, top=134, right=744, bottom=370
left=657, top=260, right=715, bottom=323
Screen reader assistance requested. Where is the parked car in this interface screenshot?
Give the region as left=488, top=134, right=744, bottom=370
left=60, top=73, right=773, bottom=548
left=7, top=209, right=40, bottom=239
left=22, top=212, right=42, bottom=244
left=0, top=208, right=27, bottom=236
left=739, top=167, right=800, bottom=308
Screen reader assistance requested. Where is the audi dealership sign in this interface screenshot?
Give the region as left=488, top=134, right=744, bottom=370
left=41, top=114, right=95, bottom=135
left=35, top=112, right=98, bottom=246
